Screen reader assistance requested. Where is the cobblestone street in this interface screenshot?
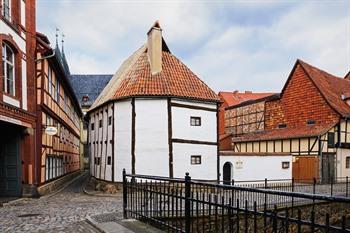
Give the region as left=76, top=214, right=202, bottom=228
left=0, top=173, right=123, bottom=233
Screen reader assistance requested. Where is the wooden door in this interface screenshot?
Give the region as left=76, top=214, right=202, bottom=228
left=292, top=156, right=318, bottom=182
left=223, top=162, right=232, bottom=185
left=0, top=127, right=21, bottom=196
left=321, top=153, right=335, bottom=184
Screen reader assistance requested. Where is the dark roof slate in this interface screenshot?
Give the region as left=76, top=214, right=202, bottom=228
left=69, top=74, right=113, bottom=107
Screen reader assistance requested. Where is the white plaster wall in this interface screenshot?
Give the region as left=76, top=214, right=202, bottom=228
left=173, top=143, right=217, bottom=180
left=22, top=59, right=27, bottom=110
left=336, top=149, right=350, bottom=178
left=220, top=155, right=292, bottom=181
left=104, top=103, right=113, bottom=181
left=0, top=21, right=26, bottom=51
left=171, top=99, right=217, bottom=142
left=89, top=113, right=95, bottom=176
left=21, top=0, right=26, bottom=26
left=100, top=106, right=108, bottom=180
left=134, top=99, right=169, bottom=177
left=114, top=100, right=132, bottom=181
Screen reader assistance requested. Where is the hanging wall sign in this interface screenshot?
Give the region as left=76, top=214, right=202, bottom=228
left=45, top=126, right=58, bottom=136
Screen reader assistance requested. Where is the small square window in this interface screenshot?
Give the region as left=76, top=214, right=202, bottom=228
left=191, top=155, right=201, bottom=165
left=91, top=123, right=95, bottom=131
left=108, top=116, right=112, bottom=125
left=107, top=156, right=112, bottom=165
left=190, top=117, right=201, bottom=126
left=282, top=161, right=290, bottom=169
left=346, top=157, right=350, bottom=169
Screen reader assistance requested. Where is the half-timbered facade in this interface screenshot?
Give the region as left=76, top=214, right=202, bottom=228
left=36, top=33, right=83, bottom=185
left=88, top=22, right=220, bottom=182
left=225, top=60, right=350, bottom=182
left=0, top=0, right=37, bottom=197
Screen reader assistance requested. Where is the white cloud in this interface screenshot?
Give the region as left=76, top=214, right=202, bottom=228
left=37, top=0, right=350, bottom=93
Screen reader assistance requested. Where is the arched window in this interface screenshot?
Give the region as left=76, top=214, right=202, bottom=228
left=2, top=42, right=15, bottom=95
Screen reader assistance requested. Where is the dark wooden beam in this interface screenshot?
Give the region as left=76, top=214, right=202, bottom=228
left=172, top=138, right=217, bottom=146
left=171, top=102, right=217, bottom=112
left=131, top=98, right=136, bottom=175
left=167, top=98, right=173, bottom=178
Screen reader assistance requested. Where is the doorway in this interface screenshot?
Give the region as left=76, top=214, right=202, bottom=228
left=321, top=153, right=335, bottom=184
left=223, top=162, right=232, bottom=185
left=0, top=123, right=21, bottom=196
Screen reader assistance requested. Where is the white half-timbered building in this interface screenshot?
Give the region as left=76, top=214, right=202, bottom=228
left=87, top=22, right=220, bottom=182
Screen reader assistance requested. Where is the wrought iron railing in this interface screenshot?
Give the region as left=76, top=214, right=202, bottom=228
left=123, top=170, right=350, bottom=232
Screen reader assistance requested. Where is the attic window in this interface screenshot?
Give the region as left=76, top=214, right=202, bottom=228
left=307, top=120, right=316, bottom=125
left=82, top=96, right=89, bottom=102
left=278, top=123, right=287, bottom=129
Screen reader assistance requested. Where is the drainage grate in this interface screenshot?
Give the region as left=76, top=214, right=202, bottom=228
left=17, top=213, right=42, bottom=218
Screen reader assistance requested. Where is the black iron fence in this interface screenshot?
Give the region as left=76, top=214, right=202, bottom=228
left=220, top=176, right=350, bottom=197
left=123, top=170, right=350, bottom=232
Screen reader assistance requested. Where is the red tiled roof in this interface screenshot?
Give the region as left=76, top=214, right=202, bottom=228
left=112, top=51, right=219, bottom=102
left=219, top=91, right=275, bottom=107
left=297, top=60, right=350, bottom=117
left=232, top=122, right=335, bottom=142
left=220, top=151, right=291, bottom=156
left=90, top=24, right=219, bottom=111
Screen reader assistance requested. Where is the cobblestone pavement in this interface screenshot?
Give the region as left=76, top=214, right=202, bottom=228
left=0, top=172, right=123, bottom=233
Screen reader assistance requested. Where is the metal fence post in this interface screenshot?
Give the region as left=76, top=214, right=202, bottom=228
left=185, top=172, right=191, bottom=233
left=123, top=169, right=127, bottom=219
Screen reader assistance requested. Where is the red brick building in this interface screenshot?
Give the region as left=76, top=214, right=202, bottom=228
left=0, top=0, right=37, bottom=196
left=218, top=91, right=274, bottom=149
left=224, top=60, right=350, bottom=182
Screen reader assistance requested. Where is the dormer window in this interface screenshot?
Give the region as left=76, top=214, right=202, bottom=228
left=82, top=95, right=89, bottom=102
left=307, top=120, right=315, bottom=125
left=278, top=123, right=287, bottom=129
left=2, top=0, right=11, bottom=21
left=2, top=42, right=15, bottom=95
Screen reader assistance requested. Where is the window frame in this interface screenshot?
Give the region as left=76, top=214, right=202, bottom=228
left=2, top=0, right=11, bottom=21
left=346, top=156, right=350, bottom=169
left=2, top=42, right=15, bottom=96
left=190, top=116, right=201, bottom=126
left=282, top=161, right=290, bottom=169
left=327, top=132, right=335, bottom=148
left=190, top=155, right=202, bottom=165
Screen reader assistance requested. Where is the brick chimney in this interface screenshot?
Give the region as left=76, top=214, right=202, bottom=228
left=147, top=21, right=162, bottom=75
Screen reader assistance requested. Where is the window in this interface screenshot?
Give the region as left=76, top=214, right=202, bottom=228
left=346, top=157, right=350, bottom=169
left=48, top=66, right=52, bottom=95
left=2, top=0, right=11, bottom=21
left=190, top=117, right=201, bottom=126
left=108, top=116, right=112, bottom=125
left=278, top=123, right=287, bottom=129
left=82, top=95, right=89, bottom=102
left=55, top=78, right=60, bottom=104
left=91, top=123, right=94, bottom=130
left=327, top=132, right=335, bottom=147
left=107, top=156, right=111, bottom=165
left=2, top=42, right=15, bottom=95
left=99, top=119, right=102, bottom=128
left=97, top=157, right=101, bottom=165
left=191, top=155, right=201, bottom=165
left=282, top=161, right=290, bottom=169
left=307, top=120, right=315, bottom=125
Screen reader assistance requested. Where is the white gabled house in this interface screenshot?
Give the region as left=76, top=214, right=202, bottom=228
left=87, top=22, right=220, bottom=182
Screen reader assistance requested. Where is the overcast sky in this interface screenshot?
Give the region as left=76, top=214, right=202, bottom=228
left=37, top=0, right=350, bottom=93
